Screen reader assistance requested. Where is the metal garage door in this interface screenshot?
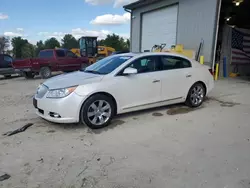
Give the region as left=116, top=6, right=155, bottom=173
left=141, top=5, right=178, bottom=52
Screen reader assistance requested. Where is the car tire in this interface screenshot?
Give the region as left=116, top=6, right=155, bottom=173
left=185, top=82, right=205, bottom=108
left=80, top=94, right=115, bottom=129
left=4, top=75, right=11, bottom=78
left=24, top=72, right=35, bottom=79
left=40, top=67, right=51, bottom=79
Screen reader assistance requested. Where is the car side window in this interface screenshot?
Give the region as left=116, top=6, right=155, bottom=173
left=56, top=50, right=65, bottom=57
left=160, top=56, right=191, bottom=70
left=4, top=55, right=13, bottom=62
left=128, top=56, right=161, bottom=74
left=39, top=51, right=54, bottom=58
left=67, top=51, right=77, bottom=58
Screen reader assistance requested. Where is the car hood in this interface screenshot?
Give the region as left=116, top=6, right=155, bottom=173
left=43, top=71, right=103, bottom=90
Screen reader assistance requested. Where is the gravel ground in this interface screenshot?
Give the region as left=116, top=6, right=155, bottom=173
left=1, top=75, right=250, bottom=188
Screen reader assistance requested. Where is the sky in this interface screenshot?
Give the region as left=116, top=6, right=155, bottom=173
left=0, top=0, right=137, bottom=45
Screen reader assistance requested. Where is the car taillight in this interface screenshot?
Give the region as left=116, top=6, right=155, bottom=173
left=208, top=68, right=214, bottom=76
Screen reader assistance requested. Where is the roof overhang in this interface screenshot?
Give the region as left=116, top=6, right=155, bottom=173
left=123, top=0, right=161, bottom=10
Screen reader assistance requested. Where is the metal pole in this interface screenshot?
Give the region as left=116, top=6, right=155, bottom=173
left=212, top=0, right=222, bottom=73
left=215, top=63, right=219, bottom=81
left=223, top=57, right=227, bottom=78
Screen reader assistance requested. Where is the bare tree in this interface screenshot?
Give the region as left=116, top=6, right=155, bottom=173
left=0, top=36, right=10, bottom=54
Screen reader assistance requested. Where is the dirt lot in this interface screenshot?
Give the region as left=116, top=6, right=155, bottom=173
left=1, top=75, right=250, bottom=188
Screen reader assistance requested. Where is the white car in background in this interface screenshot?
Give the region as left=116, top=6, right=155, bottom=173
left=33, top=52, right=214, bottom=129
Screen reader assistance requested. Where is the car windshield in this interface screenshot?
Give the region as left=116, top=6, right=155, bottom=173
left=83, top=55, right=132, bottom=75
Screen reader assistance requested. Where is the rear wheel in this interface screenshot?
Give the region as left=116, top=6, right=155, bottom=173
left=185, top=83, right=205, bottom=107
left=24, top=72, right=35, bottom=79
left=40, top=67, right=51, bottom=79
left=80, top=94, right=115, bottom=129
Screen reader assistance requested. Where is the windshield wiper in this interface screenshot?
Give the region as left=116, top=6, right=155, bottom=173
left=83, top=70, right=103, bottom=74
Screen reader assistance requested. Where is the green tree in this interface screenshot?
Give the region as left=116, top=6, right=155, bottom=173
left=35, top=40, right=45, bottom=56
left=99, top=34, right=130, bottom=51
left=44, top=37, right=60, bottom=49
left=22, top=43, right=36, bottom=58
left=11, top=37, right=28, bottom=58
left=0, top=36, right=10, bottom=54
left=6, top=49, right=13, bottom=56
left=126, top=39, right=130, bottom=51
left=103, top=34, right=121, bottom=51
left=61, top=34, right=78, bottom=49
left=98, top=39, right=105, bottom=46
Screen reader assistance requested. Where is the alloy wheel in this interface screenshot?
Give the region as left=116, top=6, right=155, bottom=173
left=44, top=68, right=50, bottom=78
left=87, top=100, right=111, bottom=126
left=190, top=85, right=204, bottom=106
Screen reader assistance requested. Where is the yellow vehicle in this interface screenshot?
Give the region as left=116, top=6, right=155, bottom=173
left=97, top=46, right=115, bottom=59
left=71, top=48, right=81, bottom=57
left=71, top=46, right=115, bottom=59
left=78, top=36, right=98, bottom=64
left=71, top=37, right=115, bottom=64
left=151, top=44, right=195, bottom=59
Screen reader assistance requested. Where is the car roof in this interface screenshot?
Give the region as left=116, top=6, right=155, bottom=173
left=115, top=52, right=193, bottom=61
left=41, top=48, right=68, bottom=51
left=112, top=52, right=139, bottom=57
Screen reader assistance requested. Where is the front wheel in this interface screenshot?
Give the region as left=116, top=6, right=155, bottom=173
left=40, top=67, right=51, bottom=79
left=185, top=83, right=205, bottom=107
left=80, top=94, right=115, bottom=129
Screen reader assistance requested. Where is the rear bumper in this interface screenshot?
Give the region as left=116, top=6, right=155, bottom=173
left=0, top=68, right=21, bottom=75
left=206, top=77, right=214, bottom=95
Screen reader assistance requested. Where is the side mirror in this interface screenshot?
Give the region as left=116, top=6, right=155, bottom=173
left=123, top=67, right=137, bottom=75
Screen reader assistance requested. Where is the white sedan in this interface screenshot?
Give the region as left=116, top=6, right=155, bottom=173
left=33, top=52, right=214, bottom=129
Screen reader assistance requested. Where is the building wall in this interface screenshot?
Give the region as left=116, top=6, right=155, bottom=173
left=130, top=0, right=178, bottom=53
left=130, top=0, right=218, bottom=63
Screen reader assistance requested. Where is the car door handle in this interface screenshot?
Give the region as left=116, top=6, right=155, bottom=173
left=186, top=74, right=192, bottom=78
left=153, top=80, right=160, bottom=83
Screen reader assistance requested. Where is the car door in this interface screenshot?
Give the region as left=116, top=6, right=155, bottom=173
left=37, top=50, right=57, bottom=71
left=115, top=56, right=162, bottom=111
left=58, top=50, right=81, bottom=71
left=55, top=50, right=69, bottom=71
left=66, top=51, right=82, bottom=70
left=158, top=55, right=194, bottom=101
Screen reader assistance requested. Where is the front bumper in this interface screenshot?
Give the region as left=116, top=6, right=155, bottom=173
left=34, top=92, right=87, bottom=123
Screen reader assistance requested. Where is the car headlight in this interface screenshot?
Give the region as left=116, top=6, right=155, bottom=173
left=46, top=86, right=78, bottom=98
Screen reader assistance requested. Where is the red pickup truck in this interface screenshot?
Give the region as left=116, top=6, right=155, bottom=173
left=12, top=49, right=89, bottom=79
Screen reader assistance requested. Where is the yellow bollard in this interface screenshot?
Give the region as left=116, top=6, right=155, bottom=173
left=214, top=63, right=219, bottom=81
left=200, top=56, right=204, bottom=65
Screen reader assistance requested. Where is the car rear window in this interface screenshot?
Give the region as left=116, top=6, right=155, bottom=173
left=161, top=56, right=192, bottom=70
left=39, top=51, right=54, bottom=58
